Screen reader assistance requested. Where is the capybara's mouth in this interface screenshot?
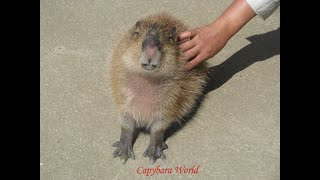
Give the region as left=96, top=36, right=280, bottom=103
left=141, top=63, right=157, bottom=71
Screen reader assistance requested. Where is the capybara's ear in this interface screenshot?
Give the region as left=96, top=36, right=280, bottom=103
left=135, top=21, right=141, bottom=28
left=132, top=21, right=142, bottom=38
left=169, top=27, right=177, bottom=42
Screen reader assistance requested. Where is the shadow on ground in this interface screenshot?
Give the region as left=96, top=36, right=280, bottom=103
left=164, top=27, right=280, bottom=141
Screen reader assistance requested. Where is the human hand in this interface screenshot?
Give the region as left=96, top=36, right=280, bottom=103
left=178, top=0, right=256, bottom=70
left=178, top=22, right=229, bottom=70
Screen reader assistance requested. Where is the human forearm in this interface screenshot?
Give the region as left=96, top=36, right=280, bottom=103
left=211, top=0, right=256, bottom=41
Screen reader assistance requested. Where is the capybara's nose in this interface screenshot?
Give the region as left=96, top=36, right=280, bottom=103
left=145, top=45, right=157, bottom=60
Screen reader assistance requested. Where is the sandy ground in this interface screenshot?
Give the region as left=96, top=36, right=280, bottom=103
left=40, top=0, right=280, bottom=179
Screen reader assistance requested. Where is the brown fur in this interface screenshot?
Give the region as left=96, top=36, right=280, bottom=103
left=109, top=12, right=208, bottom=163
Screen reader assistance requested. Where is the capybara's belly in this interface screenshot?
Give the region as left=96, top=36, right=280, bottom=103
left=125, top=75, right=166, bottom=125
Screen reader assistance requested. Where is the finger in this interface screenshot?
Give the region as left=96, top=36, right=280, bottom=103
left=159, top=152, right=166, bottom=160
left=113, top=148, right=120, bottom=157
left=129, top=151, right=135, bottom=160
left=183, top=46, right=200, bottom=60
left=143, top=149, right=149, bottom=157
left=112, top=141, right=120, bottom=147
left=121, top=158, right=128, bottom=164
left=178, top=30, right=197, bottom=42
left=150, top=157, right=156, bottom=164
left=162, top=142, right=168, bottom=149
left=179, top=39, right=196, bottom=52
left=185, top=54, right=205, bottom=70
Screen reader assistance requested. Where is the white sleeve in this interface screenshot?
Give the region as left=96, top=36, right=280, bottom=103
left=246, top=0, right=280, bottom=20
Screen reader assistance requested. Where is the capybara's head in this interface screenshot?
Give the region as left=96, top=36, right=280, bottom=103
left=122, top=13, right=188, bottom=77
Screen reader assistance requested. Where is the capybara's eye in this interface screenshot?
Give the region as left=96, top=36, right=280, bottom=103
left=169, top=36, right=174, bottom=43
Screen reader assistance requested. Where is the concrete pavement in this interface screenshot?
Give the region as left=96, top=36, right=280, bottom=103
left=40, top=0, right=280, bottom=179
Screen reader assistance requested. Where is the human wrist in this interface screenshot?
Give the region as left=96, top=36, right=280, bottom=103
left=205, top=15, right=234, bottom=46
left=211, top=16, right=235, bottom=41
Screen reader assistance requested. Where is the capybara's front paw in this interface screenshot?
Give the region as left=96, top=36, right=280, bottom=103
left=143, top=141, right=168, bottom=164
left=112, top=140, right=135, bottom=164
